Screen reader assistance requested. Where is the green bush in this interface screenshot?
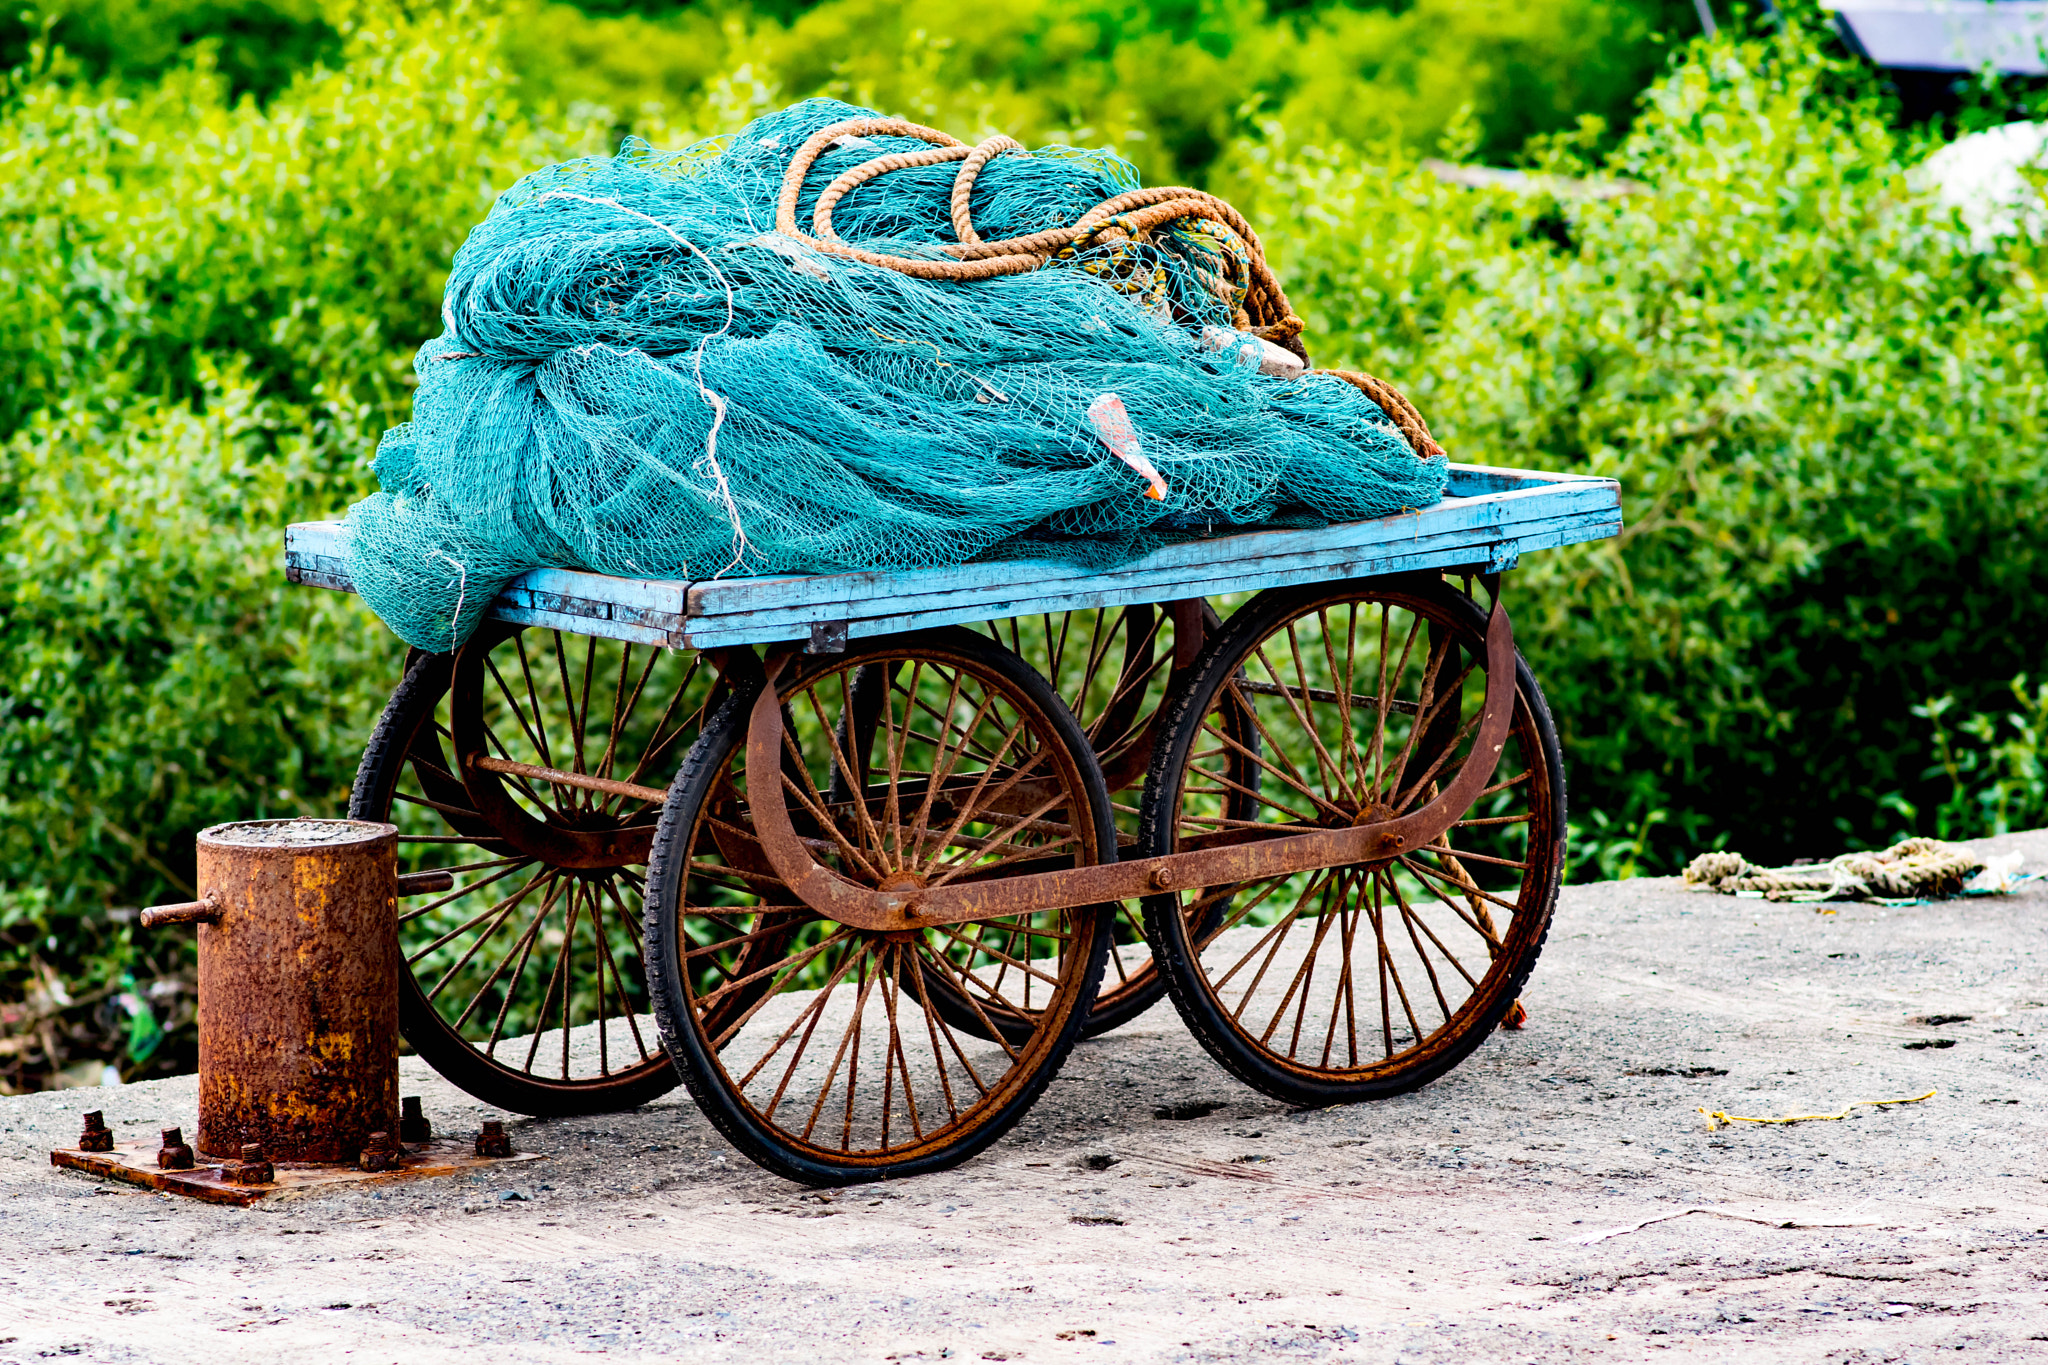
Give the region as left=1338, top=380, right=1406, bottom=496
left=1897, top=679, right=2048, bottom=842
left=0, top=5, right=612, bottom=1085
left=0, top=0, right=340, bottom=104
left=1239, top=17, right=2048, bottom=868
left=506, top=0, right=1697, bottom=182
left=0, top=373, right=392, bottom=1085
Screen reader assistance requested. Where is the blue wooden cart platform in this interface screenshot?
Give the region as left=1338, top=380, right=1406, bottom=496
left=284, top=463, right=1620, bottom=649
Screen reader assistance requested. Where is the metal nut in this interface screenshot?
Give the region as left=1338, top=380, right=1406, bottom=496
left=475, top=1119, right=513, bottom=1159
left=357, top=1131, right=398, bottom=1173
left=398, top=1095, right=431, bottom=1145
left=224, top=1142, right=274, bottom=1186
left=78, top=1111, right=114, bottom=1154
left=156, top=1127, right=194, bottom=1170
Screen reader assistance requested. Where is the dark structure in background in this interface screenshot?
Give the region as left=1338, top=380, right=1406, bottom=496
left=1825, top=0, right=2048, bottom=122
left=1827, top=0, right=2048, bottom=74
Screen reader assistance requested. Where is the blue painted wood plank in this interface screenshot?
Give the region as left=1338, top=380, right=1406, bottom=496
left=678, top=506, right=1614, bottom=642
left=675, top=510, right=1620, bottom=649
left=284, top=463, right=1622, bottom=650
left=285, top=524, right=687, bottom=648
left=683, top=477, right=1619, bottom=621
left=1444, top=463, right=1612, bottom=497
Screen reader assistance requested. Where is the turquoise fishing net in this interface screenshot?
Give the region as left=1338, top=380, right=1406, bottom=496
left=346, top=98, right=1448, bottom=651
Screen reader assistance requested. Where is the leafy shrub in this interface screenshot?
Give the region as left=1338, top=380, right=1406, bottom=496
left=0, top=0, right=340, bottom=104
left=1240, top=15, right=2048, bottom=868
left=447, top=0, right=1701, bottom=184
left=0, top=375, right=373, bottom=1085
left=0, top=4, right=612, bottom=1086
left=1891, top=679, right=2048, bottom=842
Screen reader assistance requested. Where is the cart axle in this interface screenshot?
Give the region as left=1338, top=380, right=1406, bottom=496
left=740, top=595, right=1518, bottom=930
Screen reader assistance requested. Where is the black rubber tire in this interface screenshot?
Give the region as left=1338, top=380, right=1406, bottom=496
left=1135, top=574, right=1567, bottom=1108
left=351, top=651, right=682, bottom=1117
left=643, top=627, right=1115, bottom=1186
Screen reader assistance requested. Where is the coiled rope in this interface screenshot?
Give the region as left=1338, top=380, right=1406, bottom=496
left=775, top=117, right=1446, bottom=459
left=1682, top=838, right=1984, bottom=902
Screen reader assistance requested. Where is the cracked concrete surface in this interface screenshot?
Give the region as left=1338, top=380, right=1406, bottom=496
left=2, top=830, right=2044, bottom=1363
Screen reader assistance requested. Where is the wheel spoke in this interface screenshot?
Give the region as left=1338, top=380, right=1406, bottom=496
left=452, top=874, right=561, bottom=1033
left=1257, top=872, right=1344, bottom=1050
left=1387, top=866, right=1472, bottom=1006
left=512, top=633, right=554, bottom=770
left=1368, top=607, right=1420, bottom=796
left=1380, top=633, right=1457, bottom=807
left=1400, top=853, right=1523, bottom=918
left=410, top=864, right=551, bottom=966
left=401, top=859, right=537, bottom=926
left=482, top=892, right=554, bottom=1056
left=1394, top=861, right=1498, bottom=974
left=740, top=938, right=870, bottom=1095
left=1323, top=897, right=1361, bottom=1069
left=806, top=677, right=889, bottom=866
left=1368, top=856, right=1425, bottom=1046
left=932, top=923, right=1062, bottom=989
left=485, top=654, right=552, bottom=773
left=1221, top=677, right=1343, bottom=820
left=608, top=654, right=704, bottom=807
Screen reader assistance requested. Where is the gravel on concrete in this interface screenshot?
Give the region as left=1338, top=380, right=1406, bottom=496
left=3, top=830, right=2044, bottom=1364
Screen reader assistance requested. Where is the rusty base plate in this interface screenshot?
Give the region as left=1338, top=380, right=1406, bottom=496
left=50, top=1138, right=542, bottom=1206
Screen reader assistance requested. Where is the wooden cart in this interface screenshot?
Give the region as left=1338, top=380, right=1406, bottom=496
left=287, top=462, right=1620, bottom=1184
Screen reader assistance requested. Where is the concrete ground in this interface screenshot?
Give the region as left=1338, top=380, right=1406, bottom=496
left=2, top=831, right=2044, bottom=1364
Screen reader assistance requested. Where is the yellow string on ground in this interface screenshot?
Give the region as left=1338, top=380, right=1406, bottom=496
left=1698, top=1089, right=1937, bottom=1130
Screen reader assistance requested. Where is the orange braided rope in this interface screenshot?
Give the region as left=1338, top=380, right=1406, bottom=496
left=775, top=117, right=1441, bottom=458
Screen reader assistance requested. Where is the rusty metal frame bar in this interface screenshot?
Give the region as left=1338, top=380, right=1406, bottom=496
left=467, top=753, right=670, bottom=806
left=740, top=593, right=1519, bottom=931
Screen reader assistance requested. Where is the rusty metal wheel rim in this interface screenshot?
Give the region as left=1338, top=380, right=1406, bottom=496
left=672, top=638, right=1109, bottom=1166
left=359, top=629, right=720, bottom=1104
left=1151, top=581, right=1561, bottom=1085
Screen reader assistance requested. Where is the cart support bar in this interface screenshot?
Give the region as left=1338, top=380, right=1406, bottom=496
left=743, top=595, right=1520, bottom=930
left=467, top=754, right=669, bottom=806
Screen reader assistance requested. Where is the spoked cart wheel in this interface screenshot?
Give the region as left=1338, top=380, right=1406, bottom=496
left=973, top=603, right=1250, bottom=1035
left=351, top=626, right=723, bottom=1116
left=643, top=627, right=1116, bottom=1185
left=1136, top=572, right=1566, bottom=1106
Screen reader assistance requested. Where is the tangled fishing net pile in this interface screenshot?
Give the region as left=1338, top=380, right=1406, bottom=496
left=348, top=99, right=1450, bottom=650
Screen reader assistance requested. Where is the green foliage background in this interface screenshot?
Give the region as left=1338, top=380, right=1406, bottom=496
left=0, top=0, right=2042, bottom=1087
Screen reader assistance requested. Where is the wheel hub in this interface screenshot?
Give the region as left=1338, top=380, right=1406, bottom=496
left=872, top=872, right=928, bottom=942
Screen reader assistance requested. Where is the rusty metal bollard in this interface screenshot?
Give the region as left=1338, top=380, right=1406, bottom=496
left=141, top=819, right=400, bottom=1164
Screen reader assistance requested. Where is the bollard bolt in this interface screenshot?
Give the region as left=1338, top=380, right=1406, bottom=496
left=223, top=1142, right=274, bottom=1186
left=399, top=1095, right=431, bottom=1145
left=78, top=1111, right=114, bottom=1154
left=358, top=1130, right=399, bottom=1173
left=475, top=1119, right=513, bottom=1158
left=156, top=1127, right=194, bottom=1170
